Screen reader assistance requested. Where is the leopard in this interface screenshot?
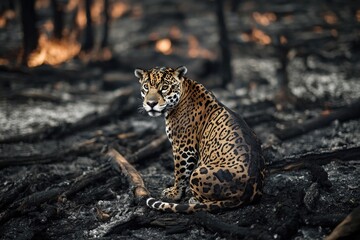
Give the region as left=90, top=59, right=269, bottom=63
left=134, top=66, right=265, bottom=213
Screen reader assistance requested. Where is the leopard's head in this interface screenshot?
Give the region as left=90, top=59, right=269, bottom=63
left=134, top=66, right=187, bottom=117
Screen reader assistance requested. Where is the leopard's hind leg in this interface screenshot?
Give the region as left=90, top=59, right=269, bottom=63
left=189, top=165, right=249, bottom=203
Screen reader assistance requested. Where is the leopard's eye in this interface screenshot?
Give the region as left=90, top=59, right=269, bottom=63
left=161, top=85, right=169, bottom=91
left=143, top=84, right=149, bottom=90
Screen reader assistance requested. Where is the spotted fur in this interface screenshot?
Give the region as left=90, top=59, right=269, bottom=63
left=134, top=66, right=265, bottom=213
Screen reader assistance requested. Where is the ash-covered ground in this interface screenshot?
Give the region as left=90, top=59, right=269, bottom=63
left=1, top=0, right=359, bottom=239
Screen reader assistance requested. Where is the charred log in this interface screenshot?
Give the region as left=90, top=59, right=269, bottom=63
left=0, top=88, right=135, bottom=144
left=107, top=147, right=150, bottom=198
left=192, top=212, right=272, bottom=240
left=269, top=146, right=360, bottom=173
left=275, top=100, right=360, bottom=140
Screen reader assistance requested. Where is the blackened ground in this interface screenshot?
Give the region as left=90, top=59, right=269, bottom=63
left=0, top=0, right=359, bottom=239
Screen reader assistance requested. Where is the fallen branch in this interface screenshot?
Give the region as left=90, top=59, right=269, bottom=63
left=107, top=147, right=150, bottom=198
left=4, top=90, right=66, bottom=103
left=0, top=188, right=64, bottom=226
left=0, top=180, right=30, bottom=211
left=129, top=134, right=169, bottom=163
left=59, top=164, right=111, bottom=201
left=192, top=212, right=272, bottom=240
left=0, top=139, right=102, bottom=168
left=269, top=146, right=360, bottom=173
left=0, top=164, right=111, bottom=225
left=275, top=100, right=360, bottom=140
left=244, top=110, right=276, bottom=127
left=0, top=87, right=135, bottom=144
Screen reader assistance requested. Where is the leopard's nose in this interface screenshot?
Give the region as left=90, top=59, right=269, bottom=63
left=147, top=101, right=158, bottom=108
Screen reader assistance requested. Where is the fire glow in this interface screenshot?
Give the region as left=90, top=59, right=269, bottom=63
left=27, top=34, right=80, bottom=67
left=241, top=28, right=272, bottom=45
left=252, top=12, right=277, bottom=26
left=155, top=38, right=172, bottom=55
left=187, top=35, right=214, bottom=59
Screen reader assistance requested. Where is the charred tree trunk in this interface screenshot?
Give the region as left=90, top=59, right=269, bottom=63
left=20, top=0, right=39, bottom=65
left=51, top=0, right=64, bottom=39
left=274, top=34, right=297, bottom=107
left=82, top=0, right=94, bottom=52
left=101, top=0, right=110, bottom=48
left=215, top=0, right=233, bottom=88
left=0, top=0, right=15, bottom=14
left=231, top=0, right=240, bottom=13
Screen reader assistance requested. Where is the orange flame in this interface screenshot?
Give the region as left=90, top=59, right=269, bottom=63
left=241, top=28, right=271, bottom=45
left=155, top=39, right=172, bottom=55
left=27, top=34, right=80, bottom=67
left=76, top=7, right=87, bottom=29
left=0, top=58, right=9, bottom=65
left=35, top=0, right=50, bottom=9
left=356, top=10, right=360, bottom=22
left=111, top=1, right=129, bottom=18
left=0, top=17, right=6, bottom=28
left=66, top=0, right=80, bottom=11
left=187, top=35, right=214, bottom=59
left=252, top=12, right=276, bottom=26
left=0, top=10, right=16, bottom=28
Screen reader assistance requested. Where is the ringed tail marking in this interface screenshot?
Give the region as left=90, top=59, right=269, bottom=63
left=146, top=197, right=245, bottom=213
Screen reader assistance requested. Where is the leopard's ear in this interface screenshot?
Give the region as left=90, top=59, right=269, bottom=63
left=134, top=68, right=145, bottom=81
left=175, top=66, right=187, bottom=79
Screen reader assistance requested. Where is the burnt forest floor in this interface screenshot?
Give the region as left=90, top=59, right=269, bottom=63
left=0, top=0, right=360, bottom=239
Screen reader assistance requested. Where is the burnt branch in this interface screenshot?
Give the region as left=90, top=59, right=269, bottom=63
left=275, top=100, right=360, bottom=140
left=0, top=139, right=102, bottom=168
left=0, top=87, right=135, bottom=144
left=59, top=164, right=111, bottom=201
left=129, top=134, right=169, bottom=163
left=0, top=164, right=111, bottom=226
left=107, top=147, right=150, bottom=198
left=192, top=212, right=272, bottom=240
left=0, top=188, right=63, bottom=226
left=269, top=146, right=360, bottom=173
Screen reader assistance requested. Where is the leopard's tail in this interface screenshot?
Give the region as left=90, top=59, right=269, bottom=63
left=146, top=197, right=245, bottom=213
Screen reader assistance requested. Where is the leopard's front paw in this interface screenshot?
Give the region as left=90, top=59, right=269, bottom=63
left=162, top=186, right=182, bottom=201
